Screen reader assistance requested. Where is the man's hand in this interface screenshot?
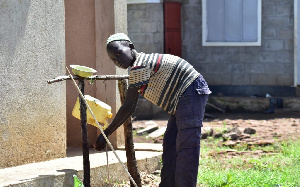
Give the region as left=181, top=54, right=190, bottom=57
left=93, top=134, right=107, bottom=151
left=93, top=86, right=140, bottom=151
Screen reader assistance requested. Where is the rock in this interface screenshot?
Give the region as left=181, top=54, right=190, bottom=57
left=223, top=132, right=239, bottom=140
left=137, top=122, right=158, bottom=135
left=255, top=139, right=275, bottom=146
left=239, top=133, right=251, bottom=140
left=244, top=127, right=256, bottom=134
left=201, top=132, right=208, bottom=139
left=152, top=170, right=161, bottom=175
left=214, top=132, right=223, bottom=138
left=203, top=127, right=214, bottom=136
left=228, top=126, right=242, bottom=135
left=147, top=127, right=167, bottom=138
left=201, top=127, right=214, bottom=139
left=224, top=140, right=237, bottom=147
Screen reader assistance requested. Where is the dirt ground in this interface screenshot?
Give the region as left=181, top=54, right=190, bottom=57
left=129, top=110, right=300, bottom=187
left=133, top=110, right=300, bottom=143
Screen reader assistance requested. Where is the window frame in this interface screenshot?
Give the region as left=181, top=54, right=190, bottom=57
left=127, top=0, right=162, bottom=4
left=202, top=0, right=262, bottom=46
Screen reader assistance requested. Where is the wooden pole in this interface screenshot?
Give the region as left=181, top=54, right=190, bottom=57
left=78, top=78, right=90, bottom=187
left=118, top=80, right=142, bottom=187
left=47, top=75, right=129, bottom=84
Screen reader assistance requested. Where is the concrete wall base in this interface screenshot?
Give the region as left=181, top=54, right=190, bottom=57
left=0, top=145, right=162, bottom=186
left=208, top=96, right=300, bottom=113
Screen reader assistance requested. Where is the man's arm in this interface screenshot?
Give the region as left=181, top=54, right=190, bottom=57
left=94, top=86, right=140, bottom=151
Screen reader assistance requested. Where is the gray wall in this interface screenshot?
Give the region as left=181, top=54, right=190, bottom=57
left=127, top=3, right=164, bottom=54
left=128, top=3, right=166, bottom=119
left=182, top=0, right=294, bottom=86
left=0, top=0, right=66, bottom=168
left=128, top=0, right=294, bottom=86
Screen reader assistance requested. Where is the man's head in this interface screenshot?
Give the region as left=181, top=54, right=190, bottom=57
left=106, top=33, right=137, bottom=69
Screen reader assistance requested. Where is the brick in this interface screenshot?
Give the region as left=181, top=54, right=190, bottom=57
left=231, top=74, right=250, bottom=85
left=131, top=33, right=154, bottom=44
left=128, top=21, right=140, bottom=32
left=266, top=17, right=287, bottom=27
left=134, top=43, right=142, bottom=52
left=136, top=4, right=147, bottom=10
left=183, top=18, right=201, bottom=29
left=150, top=10, right=163, bottom=22
left=258, top=52, right=277, bottom=63
left=244, top=47, right=260, bottom=54
left=284, top=63, right=294, bottom=75
left=213, top=53, right=239, bottom=63
left=264, top=64, right=286, bottom=74
left=276, top=75, right=293, bottom=85
left=239, top=53, right=257, bottom=63
left=263, top=5, right=276, bottom=16
left=226, top=47, right=241, bottom=54
left=201, top=74, right=216, bottom=84
left=127, top=4, right=138, bottom=10
left=140, top=22, right=157, bottom=32
left=206, top=63, right=229, bottom=74
left=245, top=64, right=265, bottom=74
left=157, top=45, right=164, bottom=54
left=157, top=21, right=164, bottom=32
left=140, top=43, right=157, bottom=53
left=251, top=75, right=277, bottom=85
left=185, top=29, right=201, bottom=40
left=227, top=64, right=245, bottom=74
left=128, top=10, right=147, bottom=21
left=276, top=4, right=292, bottom=16
left=277, top=28, right=293, bottom=39
left=284, top=39, right=293, bottom=50
left=264, top=40, right=284, bottom=51
left=263, top=28, right=276, bottom=39
left=211, top=74, right=232, bottom=85
left=277, top=51, right=293, bottom=63
left=195, top=52, right=211, bottom=62
left=154, top=33, right=164, bottom=44
left=263, top=0, right=289, bottom=5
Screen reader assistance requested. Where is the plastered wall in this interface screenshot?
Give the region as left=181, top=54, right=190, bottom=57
left=66, top=0, right=128, bottom=148
left=0, top=0, right=66, bottom=168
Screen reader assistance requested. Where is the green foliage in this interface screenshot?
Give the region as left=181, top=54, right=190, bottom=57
left=198, top=140, right=300, bottom=186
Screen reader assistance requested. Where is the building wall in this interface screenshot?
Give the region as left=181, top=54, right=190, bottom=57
left=66, top=0, right=128, bottom=148
left=181, top=0, right=294, bottom=86
left=127, top=3, right=164, bottom=54
left=65, top=0, right=98, bottom=147
left=127, top=3, right=165, bottom=118
left=0, top=0, right=66, bottom=168
left=128, top=0, right=294, bottom=87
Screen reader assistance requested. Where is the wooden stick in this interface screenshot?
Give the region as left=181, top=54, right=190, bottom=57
left=47, top=75, right=129, bottom=84
left=78, top=78, right=90, bottom=187
left=118, top=80, right=142, bottom=187
left=65, top=67, right=138, bottom=187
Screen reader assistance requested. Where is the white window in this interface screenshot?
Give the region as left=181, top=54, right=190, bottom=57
left=202, top=0, right=261, bottom=46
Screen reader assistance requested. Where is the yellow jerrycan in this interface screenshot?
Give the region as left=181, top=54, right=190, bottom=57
left=72, top=95, right=113, bottom=129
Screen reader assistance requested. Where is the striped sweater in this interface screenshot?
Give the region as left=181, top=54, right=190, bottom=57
left=129, top=53, right=200, bottom=115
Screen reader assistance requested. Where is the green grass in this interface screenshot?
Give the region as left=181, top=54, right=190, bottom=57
left=197, top=140, right=300, bottom=187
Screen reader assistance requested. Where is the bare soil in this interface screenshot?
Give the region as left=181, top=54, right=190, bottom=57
left=133, top=110, right=300, bottom=143
left=119, top=111, right=300, bottom=186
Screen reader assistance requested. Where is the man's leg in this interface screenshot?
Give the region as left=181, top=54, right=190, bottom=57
left=174, top=87, right=208, bottom=186
left=175, top=127, right=201, bottom=187
left=159, top=115, right=177, bottom=187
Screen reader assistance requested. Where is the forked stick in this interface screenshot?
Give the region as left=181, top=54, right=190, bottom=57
left=65, top=66, right=138, bottom=187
